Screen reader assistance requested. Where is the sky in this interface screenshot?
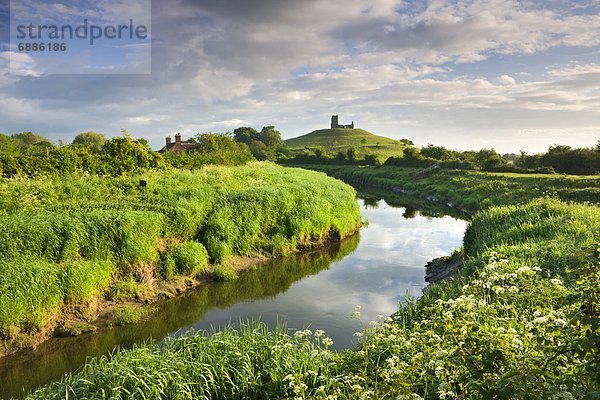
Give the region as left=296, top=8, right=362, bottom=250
left=0, top=0, right=599, bottom=153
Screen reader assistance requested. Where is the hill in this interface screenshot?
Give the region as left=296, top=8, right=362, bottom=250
left=285, top=128, right=407, bottom=159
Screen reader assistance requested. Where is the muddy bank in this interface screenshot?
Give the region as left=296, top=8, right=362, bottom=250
left=425, top=252, right=464, bottom=284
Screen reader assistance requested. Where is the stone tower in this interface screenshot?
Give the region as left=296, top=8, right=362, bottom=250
left=331, top=115, right=354, bottom=129
left=331, top=115, right=339, bottom=129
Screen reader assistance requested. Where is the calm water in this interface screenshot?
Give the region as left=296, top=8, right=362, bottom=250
left=0, top=194, right=467, bottom=399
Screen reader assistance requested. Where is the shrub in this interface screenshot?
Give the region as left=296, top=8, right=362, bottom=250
left=172, top=242, right=209, bottom=275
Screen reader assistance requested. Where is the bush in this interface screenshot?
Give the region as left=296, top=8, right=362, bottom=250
left=172, top=242, right=209, bottom=275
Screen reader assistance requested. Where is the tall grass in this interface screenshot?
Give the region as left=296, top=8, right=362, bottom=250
left=0, top=162, right=361, bottom=339
left=29, top=322, right=339, bottom=400
left=298, top=164, right=599, bottom=213
left=0, top=259, right=63, bottom=336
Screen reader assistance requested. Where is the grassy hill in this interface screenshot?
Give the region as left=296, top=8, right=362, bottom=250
left=285, top=128, right=407, bottom=159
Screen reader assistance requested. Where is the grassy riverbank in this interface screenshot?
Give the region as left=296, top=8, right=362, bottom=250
left=0, top=162, right=361, bottom=355
left=26, top=166, right=599, bottom=399
left=294, top=165, right=599, bottom=213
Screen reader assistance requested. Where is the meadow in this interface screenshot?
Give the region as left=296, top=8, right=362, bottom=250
left=296, top=165, right=600, bottom=213
left=0, top=162, right=361, bottom=353
left=25, top=165, right=599, bottom=399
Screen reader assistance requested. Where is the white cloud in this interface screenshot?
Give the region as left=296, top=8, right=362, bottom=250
left=498, top=75, right=516, bottom=85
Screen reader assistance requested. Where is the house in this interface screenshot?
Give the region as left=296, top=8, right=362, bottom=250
left=161, top=133, right=196, bottom=153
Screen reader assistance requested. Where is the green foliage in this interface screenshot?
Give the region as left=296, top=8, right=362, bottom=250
left=233, top=126, right=287, bottom=160
left=172, top=242, right=209, bottom=275
left=538, top=144, right=600, bottom=175
left=11, top=132, right=50, bottom=152
left=420, top=144, right=457, bottom=161
left=100, top=136, right=164, bottom=176
left=232, top=127, right=258, bottom=144
left=304, top=165, right=600, bottom=213
left=281, top=146, right=385, bottom=166
left=0, top=134, right=165, bottom=178
left=159, top=252, right=177, bottom=281
left=29, top=322, right=339, bottom=399
left=72, top=131, right=107, bottom=150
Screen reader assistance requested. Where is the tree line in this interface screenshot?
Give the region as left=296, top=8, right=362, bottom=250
left=0, top=126, right=288, bottom=178
left=283, top=142, right=600, bottom=175
left=0, top=128, right=597, bottom=177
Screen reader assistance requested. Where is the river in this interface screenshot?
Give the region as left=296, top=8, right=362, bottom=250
left=0, top=192, right=467, bottom=399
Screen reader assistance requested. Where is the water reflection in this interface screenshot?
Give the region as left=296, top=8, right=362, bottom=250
left=0, top=196, right=466, bottom=399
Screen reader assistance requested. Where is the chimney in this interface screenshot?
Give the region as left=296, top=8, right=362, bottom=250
left=175, top=133, right=181, bottom=144
left=166, top=136, right=172, bottom=146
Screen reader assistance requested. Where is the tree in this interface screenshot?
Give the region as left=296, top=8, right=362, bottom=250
left=234, top=125, right=286, bottom=161
left=233, top=127, right=258, bottom=145
left=100, top=136, right=162, bottom=175
left=0, top=134, right=18, bottom=155
left=403, top=147, right=421, bottom=160
left=540, top=145, right=600, bottom=175
left=313, top=146, right=328, bottom=159
left=364, top=154, right=382, bottom=166
left=73, top=131, right=107, bottom=151
left=473, top=148, right=504, bottom=170
left=257, top=126, right=284, bottom=149
left=346, top=147, right=359, bottom=161
left=192, top=132, right=254, bottom=165
left=514, top=151, right=541, bottom=169
left=11, top=132, right=49, bottom=152
left=420, top=144, right=456, bottom=161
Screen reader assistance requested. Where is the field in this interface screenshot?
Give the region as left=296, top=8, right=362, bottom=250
left=0, top=162, right=361, bottom=353
left=26, top=166, right=600, bottom=399
left=284, top=128, right=407, bottom=159
left=295, top=165, right=600, bottom=213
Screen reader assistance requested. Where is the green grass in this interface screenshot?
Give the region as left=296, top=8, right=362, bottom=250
left=171, top=242, right=209, bottom=275
left=112, top=306, right=148, bottom=326
left=297, top=165, right=600, bottom=213
left=0, top=162, right=361, bottom=340
left=285, top=128, right=407, bottom=159
left=27, top=198, right=600, bottom=399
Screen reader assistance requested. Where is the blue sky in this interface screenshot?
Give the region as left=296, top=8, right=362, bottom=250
left=1, top=0, right=599, bottom=153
